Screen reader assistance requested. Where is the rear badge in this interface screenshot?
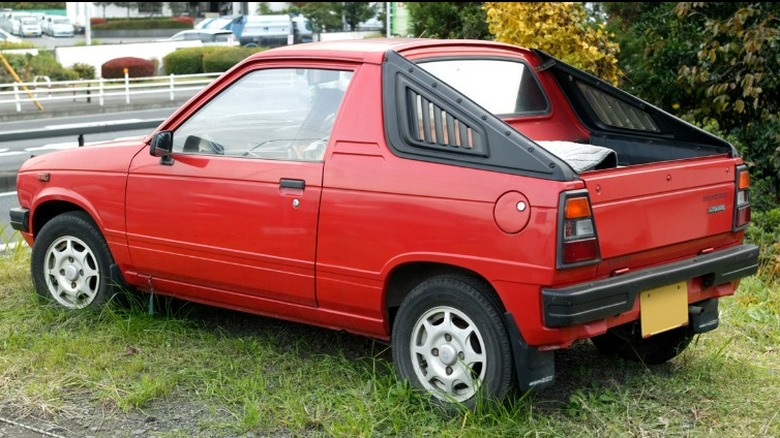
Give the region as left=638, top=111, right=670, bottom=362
left=707, top=204, right=726, bottom=214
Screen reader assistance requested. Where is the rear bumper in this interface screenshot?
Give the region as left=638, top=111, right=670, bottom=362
left=542, top=244, right=760, bottom=328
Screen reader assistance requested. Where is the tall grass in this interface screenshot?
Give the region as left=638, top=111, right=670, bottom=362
left=1, top=250, right=778, bottom=437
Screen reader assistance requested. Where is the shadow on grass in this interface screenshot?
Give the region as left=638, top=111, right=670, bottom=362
left=123, top=289, right=686, bottom=415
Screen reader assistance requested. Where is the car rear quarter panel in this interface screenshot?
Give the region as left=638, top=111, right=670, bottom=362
left=313, top=62, right=589, bottom=338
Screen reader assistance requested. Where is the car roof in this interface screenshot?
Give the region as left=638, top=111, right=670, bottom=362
left=250, top=38, right=533, bottom=65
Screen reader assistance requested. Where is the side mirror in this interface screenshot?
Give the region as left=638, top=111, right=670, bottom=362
left=149, top=130, right=174, bottom=165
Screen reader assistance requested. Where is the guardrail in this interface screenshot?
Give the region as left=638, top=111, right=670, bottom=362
left=0, top=72, right=221, bottom=113
left=0, top=118, right=165, bottom=145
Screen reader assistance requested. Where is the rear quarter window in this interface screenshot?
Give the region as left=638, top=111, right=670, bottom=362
left=417, top=58, right=549, bottom=117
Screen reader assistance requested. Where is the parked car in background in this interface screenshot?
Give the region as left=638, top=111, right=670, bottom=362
left=0, top=27, right=21, bottom=43
left=15, top=16, right=42, bottom=37
left=165, top=28, right=238, bottom=46
left=43, top=15, right=74, bottom=37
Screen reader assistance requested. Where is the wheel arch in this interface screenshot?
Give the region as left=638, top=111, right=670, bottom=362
left=31, top=200, right=87, bottom=237
left=384, top=262, right=506, bottom=332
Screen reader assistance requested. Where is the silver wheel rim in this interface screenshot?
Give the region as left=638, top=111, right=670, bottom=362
left=43, top=235, right=100, bottom=309
left=410, top=305, right=486, bottom=402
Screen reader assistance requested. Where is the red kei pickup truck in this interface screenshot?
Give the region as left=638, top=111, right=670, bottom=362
left=10, top=38, right=760, bottom=409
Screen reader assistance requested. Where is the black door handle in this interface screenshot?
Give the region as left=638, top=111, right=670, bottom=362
left=280, top=178, right=305, bottom=189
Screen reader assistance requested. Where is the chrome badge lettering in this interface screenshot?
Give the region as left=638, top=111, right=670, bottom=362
left=708, top=204, right=726, bottom=214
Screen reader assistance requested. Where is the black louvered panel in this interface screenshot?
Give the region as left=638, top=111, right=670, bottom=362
left=405, top=87, right=486, bottom=156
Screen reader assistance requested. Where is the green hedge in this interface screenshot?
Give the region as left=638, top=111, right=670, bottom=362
left=92, top=17, right=193, bottom=30
left=163, top=46, right=264, bottom=75
left=202, top=47, right=263, bottom=73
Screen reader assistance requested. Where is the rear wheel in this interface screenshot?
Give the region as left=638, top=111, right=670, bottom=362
left=391, top=275, right=513, bottom=410
left=31, top=211, right=120, bottom=311
left=591, top=322, right=694, bottom=365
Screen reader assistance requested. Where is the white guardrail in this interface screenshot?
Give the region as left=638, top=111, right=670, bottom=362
left=0, top=72, right=222, bottom=113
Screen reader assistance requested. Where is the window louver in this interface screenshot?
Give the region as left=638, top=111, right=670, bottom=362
left=407, top=88, right=487, bottom=156
left=577, top=82, right=659, bottom=132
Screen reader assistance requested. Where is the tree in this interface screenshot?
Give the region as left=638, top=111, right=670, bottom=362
left=111, top=2, right=137, bottom=19
left=300, top=2, right=344, bottom=32
left=168, top=2, right=189, bottom=16
left=93, top=2, right=113, bottom=18
left=603, top=2, right=780, bottom=202
left=484, top=2, right=622, bottom=85
left=406, top=2, right=490, bottom=39
left=343, top=2, right=377, bottom=31
left=0, top=2, right=65, bottom=9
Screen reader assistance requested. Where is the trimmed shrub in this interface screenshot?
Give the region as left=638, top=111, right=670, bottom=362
left=92, top=17, right=192, bottom=31
left=202, top=47, right=264, bottom=73
left=162, top=46, right=222, bottom=75
left=173, top=16, right=195, bottom=26
left=101, top=57, right=156, bottom=79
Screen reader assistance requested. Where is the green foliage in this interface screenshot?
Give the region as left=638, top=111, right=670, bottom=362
left=0, top=40, right=36, bottom=50
left=406, top=2, right=490, bottom=39
left=0, top=2, right=64, bottom=9
left=202, top=47, right=263, bottom=73
left=0, top=51, right=78, bottom=82
left=485, top=2, right=622, bottom=85
left=603, top=2, right=780, bottom=206
left=91, top=17, right=193, bottom=30
left=0, top=254, right=778, bottom=437
left=71, top=62, right=96, bottom=80
left=300, top=2, right=345, bottom=32
left=163, top=47, right=213, bottom=75
left=343, top=2, right=379, bottom=31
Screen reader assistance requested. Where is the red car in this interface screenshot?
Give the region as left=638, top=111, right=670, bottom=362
left=10, top=38, right=759, bottom=409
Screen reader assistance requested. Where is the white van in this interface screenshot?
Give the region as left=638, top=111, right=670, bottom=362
left=227, top=14, right=313, bottom=48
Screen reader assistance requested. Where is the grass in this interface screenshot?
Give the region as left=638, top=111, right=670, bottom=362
left=1, top=238, right=778, bottom=437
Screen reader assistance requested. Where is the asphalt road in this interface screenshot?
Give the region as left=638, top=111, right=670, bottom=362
left=0, top=105, right=185, bottom=247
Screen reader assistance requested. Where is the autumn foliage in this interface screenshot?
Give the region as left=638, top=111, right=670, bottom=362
left=484, top=2, right=622, bottom=85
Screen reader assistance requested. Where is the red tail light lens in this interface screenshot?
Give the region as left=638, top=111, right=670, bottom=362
left=734, top=165, right=751, bottom=230
left=558, top=190, right=600, bottom=268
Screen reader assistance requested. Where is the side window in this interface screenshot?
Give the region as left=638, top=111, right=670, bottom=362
left=172, top=67, right=353, bottom=161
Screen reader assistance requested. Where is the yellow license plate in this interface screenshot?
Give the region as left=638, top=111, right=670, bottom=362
left=640, top=282, right=688, bottom=338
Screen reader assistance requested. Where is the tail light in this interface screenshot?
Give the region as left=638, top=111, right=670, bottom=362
left=557, top=189, right=601, bottom=268
left=733, top=165, right=751, bottom=230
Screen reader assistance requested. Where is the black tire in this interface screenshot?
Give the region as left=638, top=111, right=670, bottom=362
left=31, top=211, right=120, bottom=311
left=391, top=275, right=513, bottom=410
left=590, top=322, right=695, bottom=365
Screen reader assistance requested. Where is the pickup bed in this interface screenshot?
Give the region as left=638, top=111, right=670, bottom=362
left=10, top=38, right=760, bottom=409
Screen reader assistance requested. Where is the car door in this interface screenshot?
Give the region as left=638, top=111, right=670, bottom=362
left=125, top=66, right=353, bottom=306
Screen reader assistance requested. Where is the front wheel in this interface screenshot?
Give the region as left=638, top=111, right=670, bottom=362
left=31, top=211, right=120, bottom=311
left=391, top=275, right=513, bottom=410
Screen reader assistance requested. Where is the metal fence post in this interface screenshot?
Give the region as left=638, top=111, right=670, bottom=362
left=169, top=73, right=175, bottom=101
left=13, top=82, right=20, bottom=112
left=99, top=77, right=104, bottom=106
left=124, top=69, right=130, bottom=104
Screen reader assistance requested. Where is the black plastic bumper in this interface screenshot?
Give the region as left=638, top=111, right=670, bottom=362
left=9, top=207, right=29, bottom=233
left=542, top=244, right=760, bottom=328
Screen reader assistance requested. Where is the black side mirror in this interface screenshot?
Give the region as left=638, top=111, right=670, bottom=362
left=150, top=130, right=174, bottom=165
